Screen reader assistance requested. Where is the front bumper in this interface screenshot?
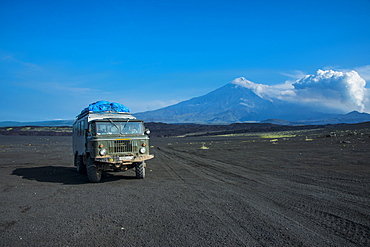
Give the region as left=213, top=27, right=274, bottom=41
left=95, top=154, right=154, bottom=164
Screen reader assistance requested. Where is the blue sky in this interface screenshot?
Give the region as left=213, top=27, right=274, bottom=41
left=1, top=0, right=370, bottom=121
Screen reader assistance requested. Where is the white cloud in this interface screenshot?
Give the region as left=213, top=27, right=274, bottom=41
left=2, top=55, right=43, bottom=72
left=293, top=69, right=367, bottom=112
left=232, top=69, right=369, bottom=113
left=354, top=65, right=370, bottom=81
left=280, top=70, right=307, bottom=80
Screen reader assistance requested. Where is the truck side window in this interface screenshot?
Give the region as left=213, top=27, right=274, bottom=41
left=77, top=121, right=85, bottom=136
left=81, top=121, right=85, bottom=136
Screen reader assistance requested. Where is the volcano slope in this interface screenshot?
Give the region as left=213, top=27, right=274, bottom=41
left=0, top=123, right=369, bottom=246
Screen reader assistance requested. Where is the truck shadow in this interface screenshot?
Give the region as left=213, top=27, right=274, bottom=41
left=12, top=166, right=137, bottom=185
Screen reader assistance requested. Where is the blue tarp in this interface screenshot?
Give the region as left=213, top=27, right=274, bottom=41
left=80, top=101, right=130, bottom=115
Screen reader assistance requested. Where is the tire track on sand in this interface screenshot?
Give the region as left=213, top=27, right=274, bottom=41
left=153, top=147, right=261, bottom=246
left=155, top=146, right=369, bottom=246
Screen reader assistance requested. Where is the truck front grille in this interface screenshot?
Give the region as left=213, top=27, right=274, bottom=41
left=109, top=140, right=136, bottom=153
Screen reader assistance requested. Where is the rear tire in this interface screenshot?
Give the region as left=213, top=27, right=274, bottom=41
left=87, top=156, right=102, bottom=183
left=135, top=161, right=146, bottom=179
left=75, top=154, right=86, bottom=174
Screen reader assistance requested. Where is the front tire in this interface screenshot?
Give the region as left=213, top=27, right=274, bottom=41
left=135, top=161, right=146, bottom=179
left=87, top=156, right=102, bottom=183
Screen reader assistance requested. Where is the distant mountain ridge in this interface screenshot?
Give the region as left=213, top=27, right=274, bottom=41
left=0, top=120, right=75, bottom=127
left=134, top=78, right=370, bottom=124
left=262, top=111, right=370, bottom=125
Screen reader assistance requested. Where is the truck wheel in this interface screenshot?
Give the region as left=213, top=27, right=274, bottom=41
left=87, top=156, right=102, bottom=183
left=135, top=161, right=146, bottom=179
left=75, top=154, right=86, bottom=174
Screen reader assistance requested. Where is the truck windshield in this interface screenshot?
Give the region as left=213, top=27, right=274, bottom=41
left=95, top=121, right=143, bottom=135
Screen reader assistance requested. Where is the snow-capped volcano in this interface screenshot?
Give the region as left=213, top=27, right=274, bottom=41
left=135, top=82, right=274, bottom=123
left=135, top=69, right=370, bottom=124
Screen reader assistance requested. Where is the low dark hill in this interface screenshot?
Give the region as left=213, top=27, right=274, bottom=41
left=1, top=122, right=369, bottom=137
left=142, top=122, right=370, bottom=137
left=0, top=126, right=72, bottom=136
left=145, top=122, right=330, bottom=137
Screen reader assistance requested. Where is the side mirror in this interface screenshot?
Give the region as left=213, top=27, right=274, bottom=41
left=144, top=129, right=150, bottom=135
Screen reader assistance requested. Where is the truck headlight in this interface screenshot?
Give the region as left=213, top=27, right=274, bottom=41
left=99, top=148, right=107, bottom=156
left=139, top=147, right=146, bottom=154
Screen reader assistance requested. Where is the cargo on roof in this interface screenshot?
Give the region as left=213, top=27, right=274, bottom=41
left=77, top=101, right=131, bottom=120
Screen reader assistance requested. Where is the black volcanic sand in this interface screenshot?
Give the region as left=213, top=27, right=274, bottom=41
left=0, top=123, right=369, bottom=246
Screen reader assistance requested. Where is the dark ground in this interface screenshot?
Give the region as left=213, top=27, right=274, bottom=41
left=0, top=123, right=369, bottom=246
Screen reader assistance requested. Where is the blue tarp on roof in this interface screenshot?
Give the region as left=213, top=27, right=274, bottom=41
left=80, top=101, right=130, bottom=115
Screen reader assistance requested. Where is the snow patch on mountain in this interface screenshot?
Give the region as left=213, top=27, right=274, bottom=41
left=239, top=98, right=256, bottom=108
left=231, top=77, right=295, bottom=102
left=231, top=77, right=271, bottom=100
left=231, top=77, right=266, bottom=93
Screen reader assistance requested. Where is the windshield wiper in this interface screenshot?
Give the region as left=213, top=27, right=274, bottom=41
left=107, top=118, right=122, bottom=135
left=122, top=119, right=130, bottom=131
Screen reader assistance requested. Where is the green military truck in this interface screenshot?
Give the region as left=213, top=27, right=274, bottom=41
left=72, top=101, right=154, bottom=182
